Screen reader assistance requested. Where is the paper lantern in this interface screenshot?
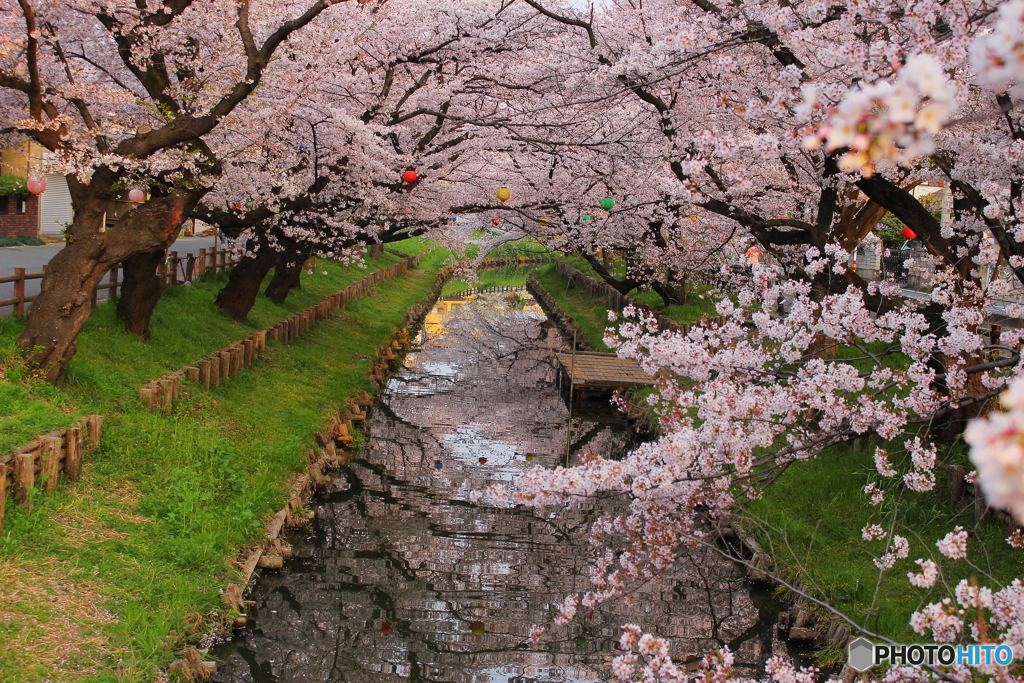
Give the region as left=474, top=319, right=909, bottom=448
left=478, top=456, right=488, bottom=464
left=434, top=460, right=443, bottom=470
left=492, top=217, right=501, bottom=226
left=471, top=621, right=486, bottom=636
left=539, top=218, right=548, bottom=226
left=902, top=226, right=917, bottom=239
left=600, top=197, right=614, bottom=210
left=26, top=177, right=46, bottom=195
left=496, top=187, right=511, bottom=202
left=525, top=453, right=534, bottom=462
left=128, top=188, right=145, bottom=203
left=380, top=621, right=393, bottom=635
left=574, top=636, right=586, bottom=648
left=581, top=215, right=591, bottom=221
left=402, top=170, right=418, bottom=183
left=690, top=215, right=698, bottom=222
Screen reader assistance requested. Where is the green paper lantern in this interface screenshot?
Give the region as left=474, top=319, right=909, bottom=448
left=600, top=197, right=614, bottom=210
left=471, top=621, right=486, bottom=636
left=581, top=215, right=591, bottom=221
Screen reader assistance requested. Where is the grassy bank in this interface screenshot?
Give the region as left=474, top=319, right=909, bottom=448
left=532, top=263, right=617, bottom=351
left=559, top=256, right=719, bottom=326
left=743, top=442, right=1021, bottom=652
left=0, top=245, right=448, bottom=682
left=0, top=248, right=410, bottom=449
left=442, top=265, right=542, bottom=296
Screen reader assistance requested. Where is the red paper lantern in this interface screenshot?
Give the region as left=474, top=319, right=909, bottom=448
left=380, top=621, right=393, bottom=635
left=491, top=217, right=501, bottom=226
left=26, top=177, right=46, bottom=195
left=902, top=226, right=917, bottom=239
left=402, top=170, right=418, bottom=183
left=478, top=457, right=488, bottom=464
left=128, top=188, right=145, bottom=204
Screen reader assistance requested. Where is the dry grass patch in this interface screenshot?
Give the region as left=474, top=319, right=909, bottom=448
left=51, top=482, right=151, bottom=548
left=0, top=556, right=124, bottom=682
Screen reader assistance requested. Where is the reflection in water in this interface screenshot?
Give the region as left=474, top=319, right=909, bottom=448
left=213, top=291, right=775, bottom=683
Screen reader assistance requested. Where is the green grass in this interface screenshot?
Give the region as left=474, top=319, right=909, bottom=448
left=744, top=441, right=1022, bottom=644
left=0, top=236, right=46, bottom=247
left=0, top=243, right=447, bottom=682
left=533, top=264, right=615, bottom=351
left=442, top=265, right=541, bottom=295
left=557, top=255, right=719, bottom=325
left=0, top=378, right=77, bottom=453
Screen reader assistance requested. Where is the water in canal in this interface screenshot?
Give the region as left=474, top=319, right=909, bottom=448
left=212, top=288, right=784, bottom=682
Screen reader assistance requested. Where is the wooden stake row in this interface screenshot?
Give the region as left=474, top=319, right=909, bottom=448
left=141, top=253, right=424, bottom=414
left=0, top=415, right=104, bottom=531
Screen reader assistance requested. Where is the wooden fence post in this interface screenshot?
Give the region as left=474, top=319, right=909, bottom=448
left=85, top=415, right=103, bottom=448
left=13, top=267, right=25, bottom=315
left=210, top=356, right=221, bottom=387
left=0, top=463, right=7, bottom=532
left=198, top=359, right=211, bottom=389
left=65, top=427, right=83, bottom=478
left=40, top=435, right=61, bottom=492
left=160, top=378, right=174, bottom=414
left=168, top=251, right=179, bottom=285
left=220, top=350, right=232, bottom=381
left=198, top=248, right=207, bottom=276
left=13, top=452, right=34, bottom=509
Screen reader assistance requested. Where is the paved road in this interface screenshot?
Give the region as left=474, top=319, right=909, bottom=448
left=0, top=236, right=219, bottom=312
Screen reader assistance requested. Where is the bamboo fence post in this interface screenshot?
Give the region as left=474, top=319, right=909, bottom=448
left=13, top=452, right=34, bottom=509
left=65, top=427, right=83, bottom=478
left=40, top=435, right=61, bottom=492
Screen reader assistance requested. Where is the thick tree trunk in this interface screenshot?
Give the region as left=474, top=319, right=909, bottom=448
left=652, top=278, right=687, bottom=306
left=214, top=236, right=280, bottom=320
left=17, top=190, right=193, bottom=382
left=264, top=244, right=310, bottom=305
left=116, top=248, right=168, bottom=339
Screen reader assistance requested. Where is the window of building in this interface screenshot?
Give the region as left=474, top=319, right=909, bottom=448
left=0, top=197, right=7, bottom=214
left=15, top=196, right=26, bottom=214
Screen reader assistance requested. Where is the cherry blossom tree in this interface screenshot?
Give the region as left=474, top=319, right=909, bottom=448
left=0, top=0, right=348, bottom=379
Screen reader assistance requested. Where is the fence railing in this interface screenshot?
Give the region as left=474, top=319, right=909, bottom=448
left=449, top=285, right=523, bottom=297
left=0, top=244, right=239, bottom=316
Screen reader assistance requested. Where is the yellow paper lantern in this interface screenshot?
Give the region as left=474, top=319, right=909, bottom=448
left=496, top=187, right=511, bottom=202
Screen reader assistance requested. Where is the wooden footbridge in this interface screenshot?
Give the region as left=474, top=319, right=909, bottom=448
left=555, top=351, right=656, bottom=395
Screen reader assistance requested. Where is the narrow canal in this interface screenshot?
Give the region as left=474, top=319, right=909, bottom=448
left=213, top=287, right=786, bottom=682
